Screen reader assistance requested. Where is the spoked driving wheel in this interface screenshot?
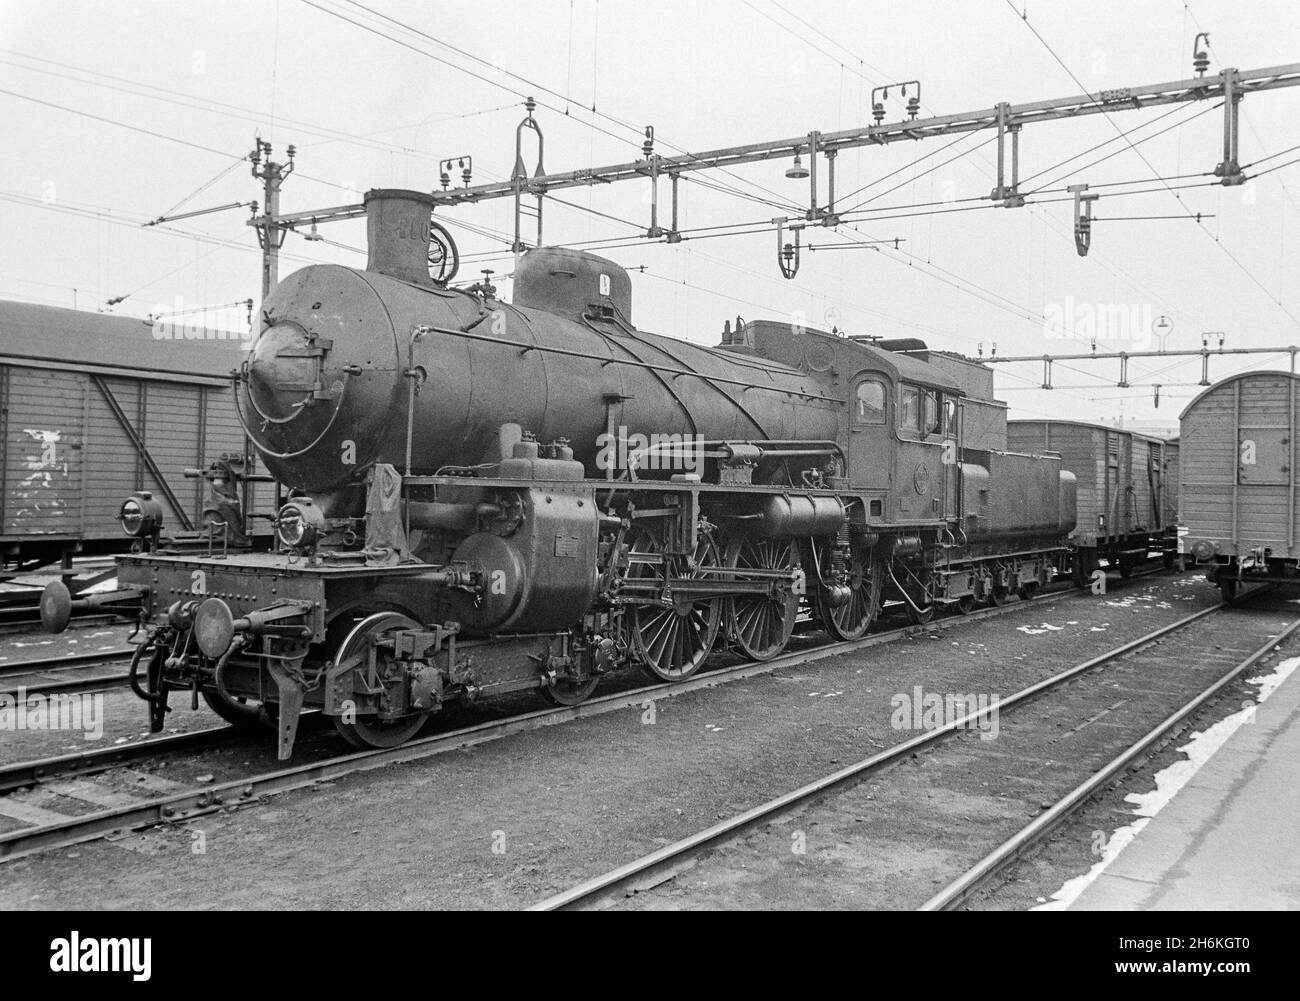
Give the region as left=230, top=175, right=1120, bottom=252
left=725, top=536, right=800, bottom=662
left=817, top=539, right=883, bottom=641
left=331, top=612, right=430, bottom=749
left=625, top=528, right=722, bottom=681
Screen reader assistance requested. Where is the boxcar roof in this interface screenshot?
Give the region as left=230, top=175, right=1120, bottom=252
left=1007, top=417, right=1177, bottom=444
left=1177, top=370, right=1300, bottom=420
left=0, top=299, right=245, bottom=377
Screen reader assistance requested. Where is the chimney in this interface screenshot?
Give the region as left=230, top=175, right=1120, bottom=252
left=364, top=189, right=440, bottom=287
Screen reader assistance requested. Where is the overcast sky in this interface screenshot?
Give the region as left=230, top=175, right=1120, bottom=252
left=2, top=0, right=1298, bottom=427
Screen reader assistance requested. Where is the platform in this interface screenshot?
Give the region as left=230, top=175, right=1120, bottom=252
left=1066, top=655, right=1300, bottom=910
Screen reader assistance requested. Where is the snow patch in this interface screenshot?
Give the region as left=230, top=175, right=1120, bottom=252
left=1034, top=656, right=1300, bottom=910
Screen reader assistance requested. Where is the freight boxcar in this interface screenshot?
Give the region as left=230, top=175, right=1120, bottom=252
left=1007, top=419, right=1179, bottom=576
left=1180, top=371, right=1300, bottom=600
left=0, top=300, right=272, bottom=578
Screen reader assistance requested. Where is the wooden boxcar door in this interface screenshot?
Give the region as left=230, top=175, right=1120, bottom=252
left=1103, top=430, right=1120, bottom=541
left=1, top=366, right=85, bottom=542
left=1148, top=442, right=1165, bottom=530
left=1237, top=415, right=1296, bottom=555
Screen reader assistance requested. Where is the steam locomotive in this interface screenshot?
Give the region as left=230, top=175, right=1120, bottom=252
left=42, top=189, right=1076, bottom=758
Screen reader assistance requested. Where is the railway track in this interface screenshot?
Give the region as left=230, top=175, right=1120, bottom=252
left=527, top=583, right=1288, bottom=911
left=0, top=726, right=238, bottom=796
left=919, top=598, right=1300, bottom=910
left=0, top=569, right=1112, bottom=864
left=0, top=648, right=138, bottom=699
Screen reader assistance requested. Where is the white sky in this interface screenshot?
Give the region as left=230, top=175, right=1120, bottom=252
left=2, top=0, right=1298, bottom=428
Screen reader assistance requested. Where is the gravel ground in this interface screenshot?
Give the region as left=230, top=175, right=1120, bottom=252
left=963, top=597, right=1300, bottom=911
left=0, top=570, right=1226, bottom=909
left=614, top=586, right=1295, bottom=910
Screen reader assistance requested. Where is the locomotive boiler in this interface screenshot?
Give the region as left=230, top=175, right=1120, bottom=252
left=246, top=190, right=840, bottom=506
left=43, top=188, right=1077, bottom=758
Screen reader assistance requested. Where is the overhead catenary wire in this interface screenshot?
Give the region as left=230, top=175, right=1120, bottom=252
left=761, top=17, right=1231, bottom=344
left=306, top=0, right=804, bottom=215
left=1020, top=101, right=1221, bottom=195
left=1004, top=0, right=1300, bottom=331
left=0, top=47, right=516, bottom=161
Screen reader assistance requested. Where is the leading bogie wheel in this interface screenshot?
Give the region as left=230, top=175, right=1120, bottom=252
left=202, top=689, right=279, bottom=731
left=330, top=611, right=431, bottom=749
left=540, top=672, right=600, bottom=706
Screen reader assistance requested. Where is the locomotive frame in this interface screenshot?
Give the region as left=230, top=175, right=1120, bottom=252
left=44, top=188, right=1079, bottom=759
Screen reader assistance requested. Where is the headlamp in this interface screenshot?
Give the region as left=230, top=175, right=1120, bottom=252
left=119, top=491, right=164, bottom=538
left=276, top=498, right=326, bottom=551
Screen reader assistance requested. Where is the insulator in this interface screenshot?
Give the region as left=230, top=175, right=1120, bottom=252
left=782, top=242, right=794, bottom=263
left=461, top=165, right=472, bottom=187
left=907, top=96, right=920, bottom=119
left=872, top=102, right=886, bottom=124
left=440, top=170, right=451, bottom=190
left=1192, top=33, right=1212, bottom=76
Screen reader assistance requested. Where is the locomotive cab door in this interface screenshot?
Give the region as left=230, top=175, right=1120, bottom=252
left=847, top=372, right=892, bottom=499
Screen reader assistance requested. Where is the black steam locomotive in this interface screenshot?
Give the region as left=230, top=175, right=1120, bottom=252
left=43, top=189, right=1076, bottom=758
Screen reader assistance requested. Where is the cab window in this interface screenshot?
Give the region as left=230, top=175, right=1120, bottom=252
left=899, top=385, right=921, bottom=433
left=853, top=379, right=887, bottom=425
left=922, top=390, right=941, bottom=436
left=942, top=397, right=957, bottom=437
